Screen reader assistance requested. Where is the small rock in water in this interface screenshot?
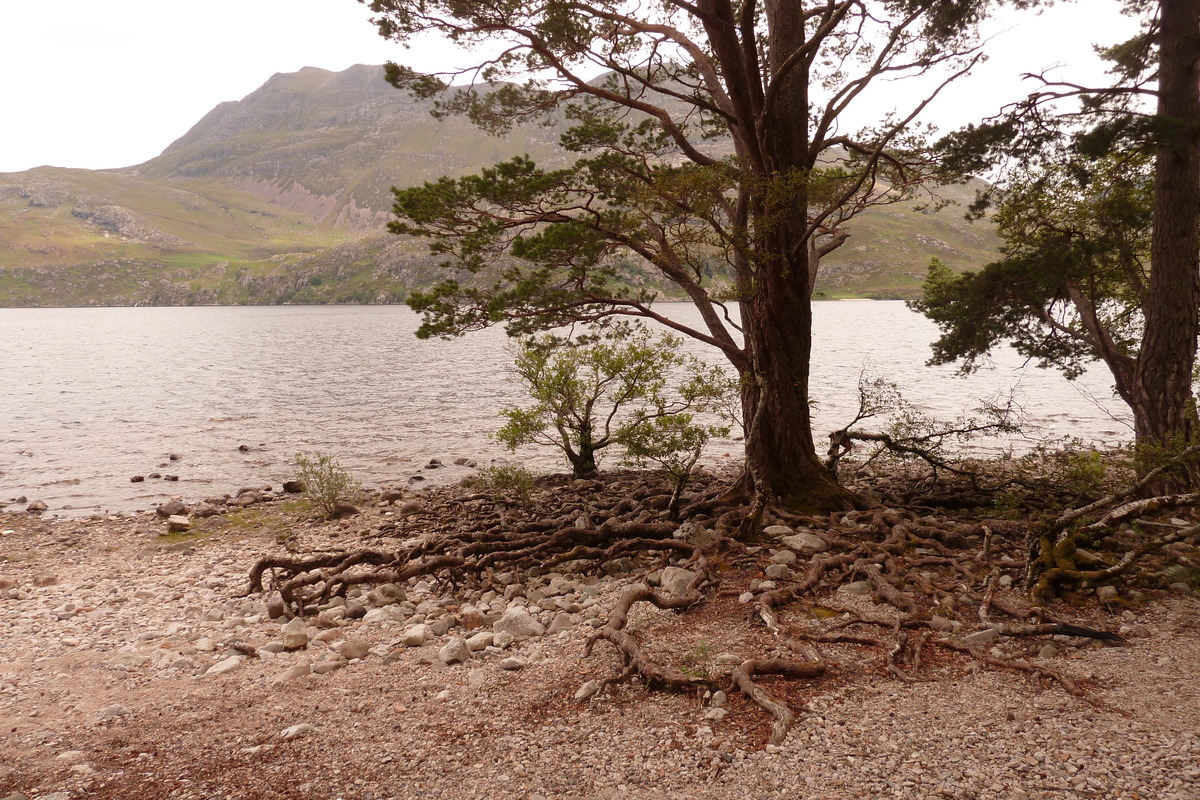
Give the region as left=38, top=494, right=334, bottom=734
left=282, top=480, right=305, bottom=493
left=26, top=500, right=48, bottom=513
left=130, top=475, right=145, bottom=483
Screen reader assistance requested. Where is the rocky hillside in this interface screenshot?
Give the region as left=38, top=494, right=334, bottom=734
left=0, top=64, right=998, bottom=307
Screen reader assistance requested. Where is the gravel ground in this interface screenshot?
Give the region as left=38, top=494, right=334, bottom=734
left=1, top=500, right=1198, bottom=800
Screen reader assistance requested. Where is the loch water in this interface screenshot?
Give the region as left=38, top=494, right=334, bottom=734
left=0, top=301, right=1130, bottom=516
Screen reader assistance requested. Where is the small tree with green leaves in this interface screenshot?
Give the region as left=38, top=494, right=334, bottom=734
left=293, top=452, right=362, bottom=519
left=497, top=324, right=735, bottom=479
left=619, top=413, right=729, bottom=517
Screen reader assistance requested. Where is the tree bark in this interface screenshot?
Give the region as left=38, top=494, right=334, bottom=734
left=1132, top=0, right=1200, bottom=487
left=740, top=276, right=858, bottom=511
left=724, top=0, right=857, bottom=512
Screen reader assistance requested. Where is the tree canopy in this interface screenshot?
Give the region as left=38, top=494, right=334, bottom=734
left=360, top=0, right=1022, bottom=510
left=917, top=0, right=1200, bottom=483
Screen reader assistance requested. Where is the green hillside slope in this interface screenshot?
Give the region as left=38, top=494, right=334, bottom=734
left=0, top=64, right=996, bottom=307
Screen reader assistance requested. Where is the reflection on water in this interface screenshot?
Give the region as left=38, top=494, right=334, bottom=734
left=0, top=302, right=1129, bottom=516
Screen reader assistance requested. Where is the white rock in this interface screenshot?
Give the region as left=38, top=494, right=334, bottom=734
left=271, top=663, right=311, bottom=684
left=439, top=637, right=472, bottom=665
left=203, top=655, right=243, bottom=678
left=166, top=515, right=191, bottom=533
left=493, top=607, right=545, bottom=640
left=399, top=624, right=430, bottom=647
left=659, top=566, right=698, bottom=598
left=574, top=680, right=601, bottom=701
left=781, top=532, right=828, bottom=552
left=96, top=704, right=132, bottom=721
left=465, top=631, right=494, bottom=651
left=280, top=723, right=317, bottom=740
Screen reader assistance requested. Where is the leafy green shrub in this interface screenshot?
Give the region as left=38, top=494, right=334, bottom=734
left=497, top=323, right=736, bottom=478
left=470, top=464, right=538, bottom=503
left=293, top=452, right=361, bottom=518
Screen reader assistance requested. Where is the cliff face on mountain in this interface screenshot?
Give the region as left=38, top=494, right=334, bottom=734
left=0, top=64, right=997, bottom=307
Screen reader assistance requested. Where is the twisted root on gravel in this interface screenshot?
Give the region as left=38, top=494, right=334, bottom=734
left=245, top=467, right=1154, bottom=746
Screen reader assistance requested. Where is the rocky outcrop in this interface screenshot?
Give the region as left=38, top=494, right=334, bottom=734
left=70, top=198, right=186, bottom=246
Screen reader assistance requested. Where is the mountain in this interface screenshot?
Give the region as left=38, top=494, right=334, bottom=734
left=0, top=64, right=998, bottom=307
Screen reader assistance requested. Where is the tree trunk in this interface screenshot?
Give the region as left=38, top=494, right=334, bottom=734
left=1132, top=0, right=1200, bottom=489
left=739, top=272, right=858, bottom=512
left=721, top=0, right=857, bottom=513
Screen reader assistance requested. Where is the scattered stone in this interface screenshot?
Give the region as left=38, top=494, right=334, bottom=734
left=338, top=637, right=370, bottom=660
left=1168, top=582, right=1192, bottom=594
left=838, top=581, right=872, bottom=595
left=499, top=657, right=528, bottom=671
left=439, top=637, right=472, bottom=665
left=494, top=607, right=545, bottom=640
left=272, top=663, right=312, bottom=684
left=26, top=500, right=48, bottom=513
left=281, top=480, right=305, bottom=494
left=574, top=680, right=601, bottom=701
left=764, top=564, right=793, bottom=580
left=130, top=475, right=145, bottom=483
left=344, top=599, right=367, bottom=619
left=97, top=704, right=132, bottom=722
left=156, top=498, right=187, bottom=517
left=769, top=550, right=798, bottom=565
left=962, top=628, right=1000, bottom=646
left=165, top=515, right=191, bottom=533
left=280, top=724, right=317, bottom=740
left=1039, top=643, right=1060, bottom=659
left=203, top=656, right=243, bottom=678
left=399, top=624, right=430, bottom=647
left=704, top=707, right=728, bottom=721
left=1096, top=585, right=1119, bottom=602
left=763, top=525, right=793, bottom=537
left=781, top=532, right=828, bottom=552
left=660, top=566, right=699, bottom=597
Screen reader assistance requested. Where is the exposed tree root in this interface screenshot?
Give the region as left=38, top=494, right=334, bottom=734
left=238, top=461, right=1186, bottom=748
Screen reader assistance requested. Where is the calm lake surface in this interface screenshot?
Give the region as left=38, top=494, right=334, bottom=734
left=0, top=302, right=1130, bottom=516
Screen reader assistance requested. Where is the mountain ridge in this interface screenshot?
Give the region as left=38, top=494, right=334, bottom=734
left=0, top=64, right=998, bottom=307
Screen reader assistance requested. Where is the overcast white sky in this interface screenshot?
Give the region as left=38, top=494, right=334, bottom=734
left=0, top=0, right=1138, bottom=174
